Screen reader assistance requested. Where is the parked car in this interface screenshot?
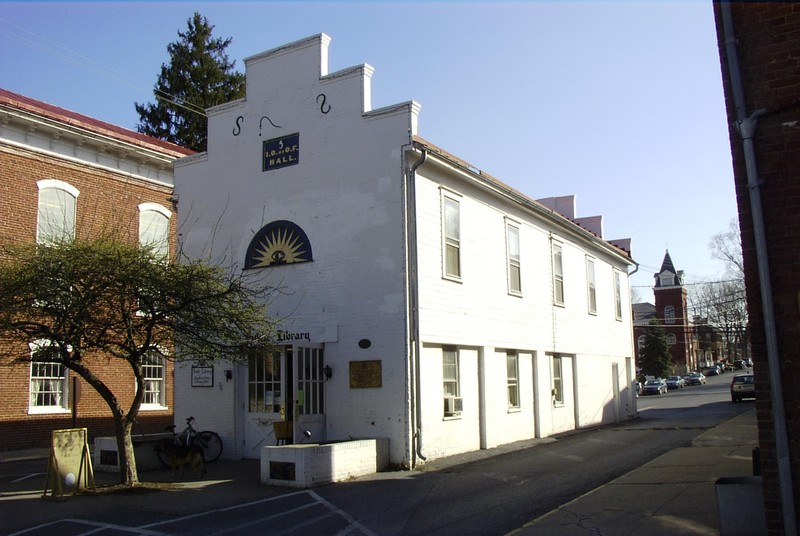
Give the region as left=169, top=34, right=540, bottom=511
left=666, top=375, right=685, bottom=389
left=683, top=372, right=707, bottom=385
left=733, top=359, right=748, bottom=370
left=705, top=365, right=720, bottom=376
left=731, top=373, right=755, bottom=402
left=642, top=379, right=668, bottom=395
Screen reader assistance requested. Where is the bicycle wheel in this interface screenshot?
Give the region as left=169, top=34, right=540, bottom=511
left=197, top=431, right=223, bottom=462
left=154, top=439, right=173, bottom=468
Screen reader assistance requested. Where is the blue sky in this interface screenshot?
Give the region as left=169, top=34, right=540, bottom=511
left=0, top=1, right=737, bottom=301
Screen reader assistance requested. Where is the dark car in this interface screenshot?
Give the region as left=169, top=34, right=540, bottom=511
left=705, top=365, right=720, bottom=376
left=731, top=373, right=755, bottom=402
left=642, top=379, right=668, bottom=395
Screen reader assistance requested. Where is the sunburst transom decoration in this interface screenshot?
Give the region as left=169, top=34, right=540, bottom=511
left=245, top=220, right=313, bottom=269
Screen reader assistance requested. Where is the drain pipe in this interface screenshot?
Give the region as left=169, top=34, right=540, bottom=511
left=405, top=145, right=427, bottom=465
left=721, top=4, right=796, bottom=534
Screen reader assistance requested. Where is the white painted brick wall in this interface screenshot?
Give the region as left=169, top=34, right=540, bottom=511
left=174, top=34, right=636, bottom=467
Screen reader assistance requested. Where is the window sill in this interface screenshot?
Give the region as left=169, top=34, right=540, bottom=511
left=28, top=407, right=70, bottom=415
left=443, top=414, right=462, bottom=421
left=507, top=407, right=521, bottom=414
left=443, top=275, right=462, bottom=284
left=140, top=404, right=169, bottom=411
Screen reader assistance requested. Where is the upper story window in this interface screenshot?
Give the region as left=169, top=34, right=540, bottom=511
left=552, top=241, right=564, bottom=306
left=637, top=334, right=646, bottom=351
left=37, top=180, right=79, bottom=245
left=138, top=203, right=171, bottom=259
left=28, top=340, right=69, bottom=414
left=660, top=273, right=675, bottom=286
left=664, top=305, right=675, bottom=324
left=666, top=333, right=677, bottom=345
left=506, top=221, right=521, bottom=295
left=586, top=257, right=597, bottom=314
left=614, top=270, right=623, bottom=320
left=140, top=350, right=167, bottom=409
left=442, top=192, right=461, bottom=280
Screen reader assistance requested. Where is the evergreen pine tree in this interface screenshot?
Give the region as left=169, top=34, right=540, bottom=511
left=135, top=13, right=245, bottom=151
left=639, top=319, right=673, bottom=378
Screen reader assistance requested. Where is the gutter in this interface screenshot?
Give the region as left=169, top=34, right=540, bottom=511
left=404, top=144, right=427, bottom=466
left=720, top=4, right=796, bottom=534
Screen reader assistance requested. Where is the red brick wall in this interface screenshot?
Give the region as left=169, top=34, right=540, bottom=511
left=0, top=144, right=176, bottom=451
left=654, top=286, right=692, bottom=371
left=713, top=2, right=800, bottom=533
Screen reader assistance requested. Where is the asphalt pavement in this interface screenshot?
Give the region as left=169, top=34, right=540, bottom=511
left=0, top=407, right=760, bottom=535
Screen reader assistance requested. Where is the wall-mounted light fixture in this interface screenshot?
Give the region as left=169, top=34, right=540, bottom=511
left=323, top=365, right=333, bottom=380
left=224, top=370, right=233, bottom=381
left=358, top=338, right=372, bottom=349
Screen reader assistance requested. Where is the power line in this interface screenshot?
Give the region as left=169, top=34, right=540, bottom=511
left=0, top=17, right=207, bottom=120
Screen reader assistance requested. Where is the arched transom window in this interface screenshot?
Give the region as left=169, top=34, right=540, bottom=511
left=245, top=220, right=313, bottom=269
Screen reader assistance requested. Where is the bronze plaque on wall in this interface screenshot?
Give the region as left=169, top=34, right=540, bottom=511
left=349, top=360, right=382, bottom=388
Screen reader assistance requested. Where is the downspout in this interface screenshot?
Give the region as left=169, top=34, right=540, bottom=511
left=721, top=4, right=796, bottom=534
left=628, top=261, right=640, bottom=417
left=405, top=145, right=427, bottom=465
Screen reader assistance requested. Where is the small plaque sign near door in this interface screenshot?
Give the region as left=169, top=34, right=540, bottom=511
left=349, top=360, right=382, bottom=388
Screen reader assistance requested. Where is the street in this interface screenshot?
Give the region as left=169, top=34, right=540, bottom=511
left=0, top=373, right=752, bottom=536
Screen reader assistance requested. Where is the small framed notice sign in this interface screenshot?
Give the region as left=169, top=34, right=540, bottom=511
left=191, top=365, right=214, bottom=387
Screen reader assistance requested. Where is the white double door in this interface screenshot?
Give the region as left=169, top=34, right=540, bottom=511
left=239, top=344, right=325, bottom=459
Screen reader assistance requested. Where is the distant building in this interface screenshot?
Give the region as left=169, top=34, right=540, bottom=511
left=173, top=34, right=638, bottom=467
left=632, top=251, right=697, bottom=374
left=0, top=89, right=192, bottom=450
left=714, top=3, right=800, bottom=533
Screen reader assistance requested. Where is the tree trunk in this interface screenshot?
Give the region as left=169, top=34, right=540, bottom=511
left=114, top=415, right=139, bottom=486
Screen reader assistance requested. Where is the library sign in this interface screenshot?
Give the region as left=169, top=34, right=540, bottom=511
left=263, top=133, right=299, bottom=171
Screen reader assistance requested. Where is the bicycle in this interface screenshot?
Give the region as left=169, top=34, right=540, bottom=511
left=156, top=416, right=223, bottom=466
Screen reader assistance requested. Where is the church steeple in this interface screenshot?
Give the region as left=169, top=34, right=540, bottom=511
left=655, top=250, right=684, bottom=288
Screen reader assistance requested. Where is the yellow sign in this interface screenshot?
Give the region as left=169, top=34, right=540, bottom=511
left=42, top=428, right=94, bottom=499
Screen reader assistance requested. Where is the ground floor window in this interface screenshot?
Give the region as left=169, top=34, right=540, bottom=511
left=29, top=342, right=68, bottom=413
left=551, top=354, right=564, bottom=406
left=443, top=347, right=462, bottom=416
left=507, top=351, right=520, bottom=409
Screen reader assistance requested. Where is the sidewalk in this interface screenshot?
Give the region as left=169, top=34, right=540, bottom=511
left=510, top=408, right=759, bottom=536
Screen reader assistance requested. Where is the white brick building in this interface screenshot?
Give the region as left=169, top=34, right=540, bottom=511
left=174, top=34, right=637, bottom=467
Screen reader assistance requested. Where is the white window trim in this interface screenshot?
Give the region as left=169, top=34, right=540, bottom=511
left=28, top=339, right=70, bottom=415
left=138, top=203, right=172, bottom=259
left=139, top=348, right=168, bottom=410
left=664, top=305, right=675, bottom=324
left=614, top=270, right=624, bottom=321
left=586, top=256, right=597, bottom=315
left=506, top=219, right=522, bottom=296
left=36, top=179, right=79, bottom=245
left=442, top=347, right=462, bottom=419
left=441, top=189, right=462, bottom=282
left=551, top=240, right=565, bottom=307
left=551, top=354, right=565, bottom=407
left=507, top=350, right=520, bottom=410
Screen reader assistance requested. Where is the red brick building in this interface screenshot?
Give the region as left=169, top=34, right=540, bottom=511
left=0, top=89, right=193, bottom=450
left=632, top=251, right=698, bottom=374
left=713, top=3, right=800, bottom=534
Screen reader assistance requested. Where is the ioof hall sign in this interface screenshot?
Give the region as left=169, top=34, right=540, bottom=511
left=263, top=133, right=299, bottom=171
